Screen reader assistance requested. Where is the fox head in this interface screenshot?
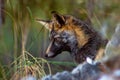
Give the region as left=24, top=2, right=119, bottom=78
left=36, top=11, right=89, bottom=58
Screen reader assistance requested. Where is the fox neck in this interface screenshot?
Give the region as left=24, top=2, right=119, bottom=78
left=67, top=26, right=90, bottom=55
left=69, top=25, right=89, bottom=48
left=74, top=27, right=90, bottom=48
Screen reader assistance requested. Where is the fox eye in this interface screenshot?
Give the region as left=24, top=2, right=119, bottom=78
left=55, top=37, right=67, bottom=43
left=55, top=34, right=68, bottom=42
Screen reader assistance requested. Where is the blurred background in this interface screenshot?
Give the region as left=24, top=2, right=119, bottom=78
left=0, top=0, right=120, bottom=79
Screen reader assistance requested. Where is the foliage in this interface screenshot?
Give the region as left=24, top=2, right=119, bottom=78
left=0, top=0, right=119, bottom=79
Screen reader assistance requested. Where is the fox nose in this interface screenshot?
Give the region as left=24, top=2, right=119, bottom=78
left=45, top=51, right=54, bottom=58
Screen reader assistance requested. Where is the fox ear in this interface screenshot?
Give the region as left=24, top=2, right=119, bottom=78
left=51, top=11, right=65, bottom=26
left=36, top=18, right=51, bottom=30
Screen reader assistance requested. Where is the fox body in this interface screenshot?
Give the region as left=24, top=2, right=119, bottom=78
left=37, top=11, right=105, bottom=63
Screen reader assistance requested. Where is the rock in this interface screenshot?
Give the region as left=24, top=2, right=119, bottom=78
left=42, top=71, right=76, bottom=80
left=41, top=75, right=53, bottom=80
left=42, top=55, right=120, bottom=80
left=72, top=58, right=104, bottom=80
left=42, top=58, right=104, bottom=80
left=20, top=75, right=36, bottom=80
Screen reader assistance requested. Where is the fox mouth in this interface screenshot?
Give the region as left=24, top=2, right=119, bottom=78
left=45, top=51, right=57, bottom=58
left=45, top=50, right=62, bottom=58
left=45, top=52, right=55, bottom=58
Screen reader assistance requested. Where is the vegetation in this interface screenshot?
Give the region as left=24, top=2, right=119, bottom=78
left=0, top=0, right=119, bottom=79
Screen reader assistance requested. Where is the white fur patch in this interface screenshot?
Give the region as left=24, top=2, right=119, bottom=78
left=86, top=57, right=94, bottom=65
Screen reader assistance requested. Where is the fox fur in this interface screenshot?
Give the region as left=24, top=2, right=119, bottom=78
left=36, top=11, right=107, bottom=63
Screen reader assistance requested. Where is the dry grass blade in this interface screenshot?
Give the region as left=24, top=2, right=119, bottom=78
left=10, top=51, right=51, bottom=80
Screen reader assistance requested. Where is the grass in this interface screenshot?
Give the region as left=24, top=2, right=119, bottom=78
left=0, top=50, right=51, bottom=80
left=0, top=1, right=51, bottom=80
left=9, top=51, right=51, bottom=80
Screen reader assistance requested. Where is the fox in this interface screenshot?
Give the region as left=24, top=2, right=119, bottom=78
left=36, top=11, right=107, bottom=63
